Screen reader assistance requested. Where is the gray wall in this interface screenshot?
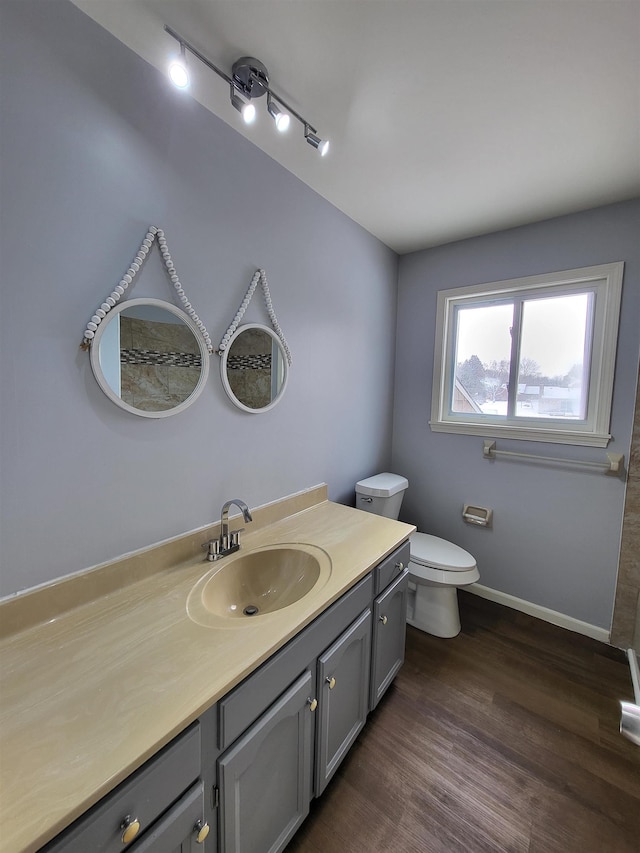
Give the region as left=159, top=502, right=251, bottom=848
left=392, top=199, right=640, bottom=631
left=0, top=0, right=398, bottom=596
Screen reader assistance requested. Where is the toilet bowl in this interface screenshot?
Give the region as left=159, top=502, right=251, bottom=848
left=355, top=473, right=479, bottom=638
left=407, top=532, right=479, bottom=637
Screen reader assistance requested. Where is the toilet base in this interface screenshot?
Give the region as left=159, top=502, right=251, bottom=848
left=406, top=582, right=461, bottom=638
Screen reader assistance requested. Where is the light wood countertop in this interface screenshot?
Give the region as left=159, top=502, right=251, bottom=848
left=0, top=488, right=414, bottom=853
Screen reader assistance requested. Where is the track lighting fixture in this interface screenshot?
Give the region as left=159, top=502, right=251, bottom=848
left=164, top=25, right=328, bottom=155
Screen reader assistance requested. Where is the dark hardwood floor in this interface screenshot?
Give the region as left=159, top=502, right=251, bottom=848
left=286, top=591, right=640, bottom=853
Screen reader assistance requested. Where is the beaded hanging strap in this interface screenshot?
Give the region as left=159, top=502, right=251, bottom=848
left=218, top=269, right=292, bottom=365
left=81, top=226, right=213, bottom=353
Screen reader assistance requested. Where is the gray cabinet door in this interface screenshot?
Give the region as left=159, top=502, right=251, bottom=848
left=315, top=609, right=372, bottom=795
left=370, top=569, right=408, bottom=710
left=217, top=671, right=313, bottom=853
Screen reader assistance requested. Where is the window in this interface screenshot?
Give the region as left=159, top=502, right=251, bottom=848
left=430, top=262, right=624, bottom=446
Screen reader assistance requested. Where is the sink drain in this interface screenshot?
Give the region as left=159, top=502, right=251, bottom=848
left=243, top=605, right=259, bottom=616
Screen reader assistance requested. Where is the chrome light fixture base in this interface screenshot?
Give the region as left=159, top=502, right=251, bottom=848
left=231, top=57, right=269, bottom=99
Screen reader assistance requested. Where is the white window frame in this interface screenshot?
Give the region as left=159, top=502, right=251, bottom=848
left=430, top=262, right=624, bottom=447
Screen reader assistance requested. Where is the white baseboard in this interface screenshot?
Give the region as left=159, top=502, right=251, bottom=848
left=465, top=583, right=611, bottom=644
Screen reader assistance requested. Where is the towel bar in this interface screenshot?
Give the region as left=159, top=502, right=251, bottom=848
left=482, top=440, right=624, bottom=476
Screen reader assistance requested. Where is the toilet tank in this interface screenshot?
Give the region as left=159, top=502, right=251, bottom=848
left=355, top=473, right=408, bottom=520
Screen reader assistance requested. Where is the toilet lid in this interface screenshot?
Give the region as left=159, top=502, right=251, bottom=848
left=410, top=532, right=476, bottom=572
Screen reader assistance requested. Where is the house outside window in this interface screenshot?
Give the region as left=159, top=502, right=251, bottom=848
left=430, top=262, right=624, bottom=447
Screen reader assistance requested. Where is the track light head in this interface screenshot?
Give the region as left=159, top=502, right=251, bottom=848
left=242, top=101, right=256, bottom=124
left=267, top=94, right=290, bottom=133
left=230, top=84, right=256, bottom=124
left=305, top=126, right=330, bottom=157
left=168, top=44, right=190, bottom=89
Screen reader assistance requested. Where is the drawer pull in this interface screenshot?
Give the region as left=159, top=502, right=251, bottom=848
left=120, top=816, right=141, bottom=845
left=379, top=614, right=388, bottom=625
left=395, top=561, right=404, bottom=570
left=326, top=676, right=336, bottom=690
left=308, top=698, right=318, bottom=711
left=194, top=820, right=210, bottom=844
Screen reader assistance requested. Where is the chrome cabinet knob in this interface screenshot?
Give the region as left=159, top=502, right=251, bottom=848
left=120, top=816, right=141, bottom=845
left=194, top=820, right=210, bottom=844
left=326, top=676, right=336, bottom=689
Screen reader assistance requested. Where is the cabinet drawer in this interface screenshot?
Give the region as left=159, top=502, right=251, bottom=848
left=128, top=781, right=205, bottom=853
left=374, top=541, right=410, bottom=595
left=218, top=574, right=373, bottom=750
left=41, top=724, right=201, bottom=853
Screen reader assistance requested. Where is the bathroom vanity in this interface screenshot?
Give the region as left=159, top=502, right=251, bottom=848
left=0, top=487, right=414, bottom=853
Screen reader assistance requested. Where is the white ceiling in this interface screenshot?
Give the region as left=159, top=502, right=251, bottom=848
left=71, top=0, right=640, bottom=254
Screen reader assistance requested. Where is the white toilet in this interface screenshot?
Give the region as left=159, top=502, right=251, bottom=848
left=355, top=473, right=480, bottom=638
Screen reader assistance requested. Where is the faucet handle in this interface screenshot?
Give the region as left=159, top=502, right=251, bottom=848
left=202, top=539, right=221, bottom=561
left=229, top=529, right=245, bottom=547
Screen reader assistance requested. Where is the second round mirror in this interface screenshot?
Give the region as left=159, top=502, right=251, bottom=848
left=220, top=324, right=289, bottom=413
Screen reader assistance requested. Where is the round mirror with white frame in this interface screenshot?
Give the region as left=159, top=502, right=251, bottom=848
left=220, top=323, right=289, bottom=413
left=90, top=297, right=210, bottom=418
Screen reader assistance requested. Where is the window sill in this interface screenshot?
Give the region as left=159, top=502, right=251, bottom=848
left=429, top=419, right=612, bottom=447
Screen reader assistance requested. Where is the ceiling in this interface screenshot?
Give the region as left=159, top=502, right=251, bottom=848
left=70, top=1, right=640, bottom=254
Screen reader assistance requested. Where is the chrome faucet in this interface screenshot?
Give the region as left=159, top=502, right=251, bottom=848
left=204, top=499, right=253, bottom=561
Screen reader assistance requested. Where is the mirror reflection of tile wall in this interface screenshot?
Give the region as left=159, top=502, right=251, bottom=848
left=227, top=328, right=272, bottom=410
left=120, top=317, right=201, bottom=412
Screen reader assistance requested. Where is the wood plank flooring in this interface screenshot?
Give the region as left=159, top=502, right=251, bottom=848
left=285, top=591, right=640, bottom=853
